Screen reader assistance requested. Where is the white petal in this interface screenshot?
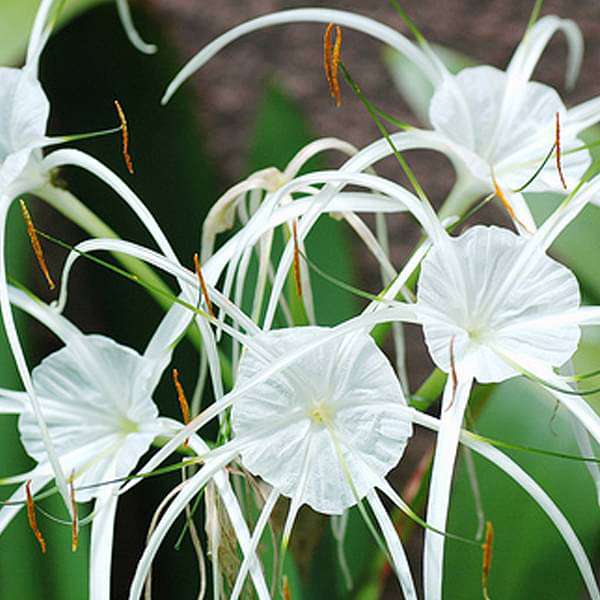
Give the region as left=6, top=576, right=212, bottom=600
left=367, top=490, right=417, bottom=600
left=423, top=374, right=473, bottom=600
left=233, top=327, right=412, bottom=514
left=127, top=454, right=235, bottom=600
left=162, top=8, right=440, bottom=104
left=418, top=226, right=580, bottom=383
left=90, top=485, right=120, bottom=600
left=410, top=407, right=600, bottom=600
left=115, top=0, right=157, bottom=55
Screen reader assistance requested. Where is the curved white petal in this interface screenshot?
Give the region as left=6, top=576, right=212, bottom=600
left=230, top=488, right=279, bottom=600
left=506, top=16, right=583, bottom=92
left=115, top=0, right=157, bottom=55
left=408, top=408, right=600, bottom=600
left=127, top=453, right=236, bottom=600
left=162, top=8, right=440, bottom=104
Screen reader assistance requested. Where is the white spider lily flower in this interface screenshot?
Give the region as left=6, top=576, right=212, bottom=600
left=0, top=0, right=183, bottom=511
left=126, top=298, right=600, bottom=600
left=0, top=285, right=268, bottom=600
left=415, top=218, right=600, bottom=600
left=128, top=324, right=420, bottom=600
left=161, top=7, right=600, bottom=232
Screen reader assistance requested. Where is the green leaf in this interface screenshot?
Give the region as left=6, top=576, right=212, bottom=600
left=0, top=0, right=109, bottom=66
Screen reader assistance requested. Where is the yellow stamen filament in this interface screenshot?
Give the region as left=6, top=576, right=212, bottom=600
left=292, top=220, right=303, bottom=298
left=193, top=253, right=215, bottom=318
left=25, top=480, right=46, bottom=554
left=70, top=478, right=79, bottom=552
left=481, top=521, right=494, bottom=600
left=19, top=199, right=55, bottom=290
left=555, top=112, right=567, bottom=190
left=492, top=175, right=531, bottom=233
left=323, top=24, right=343, bottom=107
left=114, top=100, right=134, bottom=175
left=172, top=368, right=191, bottom=447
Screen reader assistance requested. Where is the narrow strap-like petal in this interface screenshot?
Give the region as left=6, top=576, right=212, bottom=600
left=423, top=372, right=474, bottom=600
left=89, top=486, right=119, bottom=600
left=115, top=0, right=157, bottom=55
left=367, top=490, right=417, bottom=600
left=162, top=8, right=441, bottom=104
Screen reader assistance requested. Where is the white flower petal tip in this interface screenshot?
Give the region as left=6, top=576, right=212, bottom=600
left=417, top=225, right=580, bottom=384
left=0, top=67, right=50, bottom=193
left=19, top=334, right=164, bottom=501
left=232, top=326, right=413, bottom=515
left=116, top=0, right=158, bottom=55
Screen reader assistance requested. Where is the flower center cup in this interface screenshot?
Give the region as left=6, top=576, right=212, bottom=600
left=231, top=326, right=413, bottom=515
left=417, top=225, right=581, bottom=383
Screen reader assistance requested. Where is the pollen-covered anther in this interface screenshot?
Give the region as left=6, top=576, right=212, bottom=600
left=323, top=23, right=343, bottom=107
left=19, top=199, right=55, bottom=291
left=193, top=253, right=215, bottom=318
left=446, top=336, right=458, bottom=412
left=555, top=112, right=568, bottom=190
left=25, top=480, right=46, bottom=554
left=114, top=99, right=134, bottom=175
left=69, top=476, right=79, bottom=552
left=481, top=521, right=494, bottom=599
left=291, top=220, right=303, bottom=298
left=172, top=368, right=191, bottom=447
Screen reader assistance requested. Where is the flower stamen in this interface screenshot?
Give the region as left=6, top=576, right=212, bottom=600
left=172, top=368, right=191, bottom=447
left=555, top=112, right=567, bottom=190
left=25, top=480, right=46, bottom=554
left=323, top=24, right=343, bottom=107
left=492, top=175, right=532, bottom=233
left=292, top=220, right=303, bottom=298
left=193, top=253, right=215, bottom=318
left=445, top=336, right=458, bottom=412
left=69, top=476, right=79, bottom=552
left=19, top=199, right=55, bottom=291
left=114, top=99, right=134, bottom=175
left=481, top=520, right=494, bottom=600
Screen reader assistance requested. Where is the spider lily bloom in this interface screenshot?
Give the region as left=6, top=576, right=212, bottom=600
left=0, top=285, right=268, bottom=600
left=127, top=305, right=600, bottom=600
left=162, top=8, right=599, bottom=232
left=0, top=0, right=184, bottom=510
left=415, top=212, right=600, bottom=599
left=128, top=325, right=420, bottom=600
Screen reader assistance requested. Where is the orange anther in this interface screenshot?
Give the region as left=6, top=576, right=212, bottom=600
left=172, top=368, right=191, bottom=447
left=481, top=521, right=494, bottom=600
left=492, top=175, right=532, bottom=233
left=324, top=24, right=343, bottom=107
left=193, top=253, right=215, bottom=318
left=555, top=112, right=567, bottom=190
left=25, top=480, right=46, bottom=554
left=70, top=478, right=78, bottom=552
left=19, top=199, right=55, bottom=290
left=114, top=100, right=134, bottom=175
left=291, top=220, right=302, bottom=298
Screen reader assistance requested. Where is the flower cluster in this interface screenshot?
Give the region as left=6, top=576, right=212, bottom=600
left=0, top=2, right=598, bottom=600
